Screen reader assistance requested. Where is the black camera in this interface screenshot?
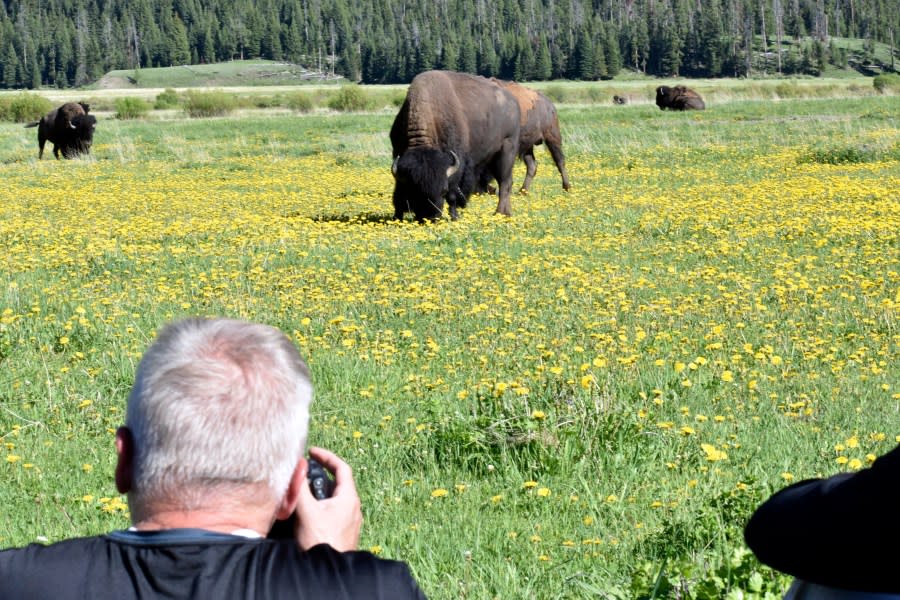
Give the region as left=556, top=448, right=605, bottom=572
left=266, top=457, right=335, bottom=539
left=307, top=457, right=336, bottom=500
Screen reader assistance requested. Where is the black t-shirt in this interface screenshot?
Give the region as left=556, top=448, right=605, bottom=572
left=0, top=529, right=427, bottom=599
left=744, top=444, right=900, bottom=594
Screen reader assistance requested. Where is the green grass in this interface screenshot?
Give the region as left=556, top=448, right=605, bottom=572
left=1, top=88, right=899, bottom=598
left=0, top=73, right=886, bottom=123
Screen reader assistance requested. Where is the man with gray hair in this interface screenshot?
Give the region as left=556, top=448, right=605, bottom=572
left=0, top=317, right=426, bottom=599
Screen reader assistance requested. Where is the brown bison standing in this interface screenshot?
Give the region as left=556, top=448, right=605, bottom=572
left=25, top=102, right=96, bottom=159
left=490, top=79, right=571, bottom=194
left=390, top=70, right=521, bottom=221
left=655, top=86, right=706, bottom=111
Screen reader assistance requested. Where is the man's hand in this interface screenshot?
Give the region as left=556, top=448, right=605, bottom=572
left=293, top=447, right=362, bottom=552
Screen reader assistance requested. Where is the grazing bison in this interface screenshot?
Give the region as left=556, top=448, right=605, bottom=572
left=25, top=102, right=96, bottom=159
left=390, top=70, right=521, bottom=221
left=655, top=86, right=705, bottom=111
left=487, top=79, right=571, bottom=194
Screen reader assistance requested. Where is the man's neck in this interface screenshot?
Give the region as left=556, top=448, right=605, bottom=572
left=132, top=507, right=273, bottom=537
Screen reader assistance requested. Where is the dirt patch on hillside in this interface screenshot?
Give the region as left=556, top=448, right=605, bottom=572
left=95, top=73, right=139, bottom=89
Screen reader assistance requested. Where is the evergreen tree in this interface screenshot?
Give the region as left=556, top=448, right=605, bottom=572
left=439, top=36, right=460, bottom=71
left=261, top=12, right=283, bottom=60
left=459, top=31, right=477, bottom=73
left=200, top=26, right=215, bottom=63
left=28, top=58, right=40, bottom=89
left=477, top=30, right=500, bottom=76
left=74, top=9, right=91, bottom=86
left=54, top=24, right=75, bottom=86
left=172, top=15, right=191, bottom=64
left=513, top=35, right=535, bottom=80
left=659, top=23, right=684, bottom=75
left=244, top=10, right=264, bottom=57
left=549, top=38, right=567, bottom=78
left=338, top=43, right=361, bottom=80
left=604, top=26, right=622, bottom=75
left=2, top=42, right=18, bottom=87
left=535, top=35, right=553, bottom=80
left=570, top=26, right=594, bottom=79
left=415, top=32, right=436, bottom=73
left=593, top=23, right=608, bottom=78
left=699, top=0, right=726, bottom=75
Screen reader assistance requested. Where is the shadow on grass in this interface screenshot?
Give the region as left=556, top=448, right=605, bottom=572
left=296, top=211, right=397, bottom=224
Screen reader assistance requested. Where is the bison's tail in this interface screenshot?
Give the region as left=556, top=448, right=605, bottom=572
left=24, top=122, right=39, bottom=128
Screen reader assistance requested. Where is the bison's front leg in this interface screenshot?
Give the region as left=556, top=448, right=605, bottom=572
left=494, top=139, right=517, bottom=216
left=447, top=185, right=465, bottom=221
left=392, top=192, right=408, bottom=221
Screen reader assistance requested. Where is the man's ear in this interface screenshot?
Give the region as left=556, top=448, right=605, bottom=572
left=275, top=458, right=306, bottom=520
left=115, top=427, right=134, bottom=494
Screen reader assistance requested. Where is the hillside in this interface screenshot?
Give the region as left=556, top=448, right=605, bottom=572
left=94, top=61, right=343, bottom=90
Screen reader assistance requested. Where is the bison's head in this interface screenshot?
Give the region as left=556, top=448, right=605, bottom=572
left=391, top=148, right=460, bottom=221
left=656, top=86, right=675, bottom=110
left=63, top=115, right=97, bottom=158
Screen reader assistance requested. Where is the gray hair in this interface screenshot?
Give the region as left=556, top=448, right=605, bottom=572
left=126, top=318, right=312, bottom=510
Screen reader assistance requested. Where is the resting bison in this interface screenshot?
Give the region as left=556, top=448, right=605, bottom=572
left=487, top=79, right=571, bottom=194
left=655, top=86, right=705, bottom=111
left=25, top=102, right=96, bottom=159
left=390, top=70, right=521, bottom=221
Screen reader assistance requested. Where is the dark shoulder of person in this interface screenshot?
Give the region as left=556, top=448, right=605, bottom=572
left=0, top=535, right=114, bottom=599
left=744, top=444, right=900, bottom=594
left=268, top=541, right=428, bottom=599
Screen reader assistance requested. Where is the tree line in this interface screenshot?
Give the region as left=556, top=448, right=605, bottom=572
left=0, top=0, right=896, bottom=89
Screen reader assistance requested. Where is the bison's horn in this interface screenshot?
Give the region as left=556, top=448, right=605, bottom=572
left=68, top=121, right=76, bottom=129
left=446, top=151, right=459, bottom=179
left=391, top=156, right=399, bottom=177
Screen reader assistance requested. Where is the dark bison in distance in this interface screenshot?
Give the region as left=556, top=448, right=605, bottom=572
left=390, top=70, right=521, bottom=221
left=489, top=79, right=571, bottom=194
left=655, top=86, right=706, bottom=111
left=25, top=102, right=96, bottom=159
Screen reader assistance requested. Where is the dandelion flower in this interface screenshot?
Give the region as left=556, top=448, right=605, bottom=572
left=701, top=443, right=728, bottom=461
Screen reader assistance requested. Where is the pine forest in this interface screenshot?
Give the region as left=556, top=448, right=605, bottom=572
left=0, top=0, right=897, bottom=89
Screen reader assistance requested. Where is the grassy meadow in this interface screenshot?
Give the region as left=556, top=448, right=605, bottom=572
left=1, top=83, right=899, bottom=598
